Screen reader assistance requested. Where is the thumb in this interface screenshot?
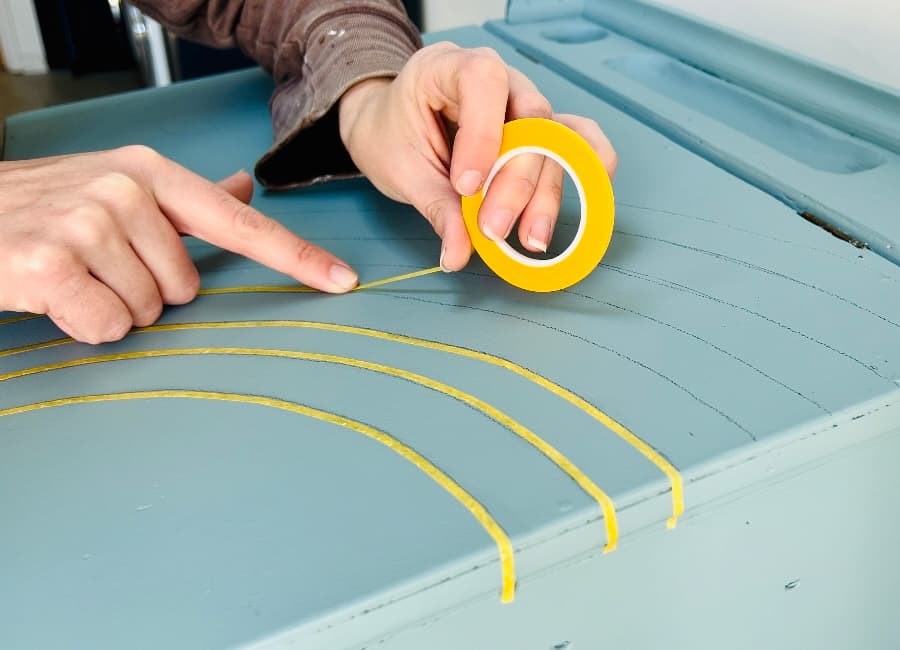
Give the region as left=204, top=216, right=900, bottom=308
left=408, top=177, right=473, bottom=272
left=216, top=170, right=255, bottom=204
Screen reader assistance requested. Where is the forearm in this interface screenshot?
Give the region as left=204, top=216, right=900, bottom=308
left=131, top=0, right=423, bottom=188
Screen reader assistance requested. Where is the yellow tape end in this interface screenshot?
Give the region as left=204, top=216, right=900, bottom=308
left=666, top=516, right=678, bottom=530
left=500, top=584, right=516, bottom=604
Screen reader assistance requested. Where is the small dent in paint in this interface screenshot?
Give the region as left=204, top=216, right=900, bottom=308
left=552, top=642, right=572, bottom=650
left=784, top=579, right=800, bottom=591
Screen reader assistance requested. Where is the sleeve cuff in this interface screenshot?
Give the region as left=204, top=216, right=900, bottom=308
left=254, top=8, right=422, bottom=190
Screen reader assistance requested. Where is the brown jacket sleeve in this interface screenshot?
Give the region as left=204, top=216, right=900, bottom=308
left=130, top=0, right=422, bottom=189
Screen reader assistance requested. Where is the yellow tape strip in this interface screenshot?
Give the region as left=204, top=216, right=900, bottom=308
left=197, top=286, right=315, bottom=296
left=197, top=267, right=444, bottom=297
left=0, top=320, right=682, bottom=528
left=0, top=389, right=517, bottom=603
left=461, top=118, right=615, bottom=292
left=0, top=314, right=37, bottom=326
left=0, top=346, right=619, bottom=551
left=0, top=266, right=442, bottom=324
left=356, top=267, right=443, bottom=291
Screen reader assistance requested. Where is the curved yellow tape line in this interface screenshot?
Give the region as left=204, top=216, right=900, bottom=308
left=0, top=320, right=682, bottom=528
left=461, top=118, right=615, bottom=292
left=0, top=314, right=36, bottom=326
left=197, top=267, right=444, bottom=296
left=0, top=267, right=443, bottom=326
left=0, top=346, right=620, bottom=552
left=0, top=389, right=517, bottom=603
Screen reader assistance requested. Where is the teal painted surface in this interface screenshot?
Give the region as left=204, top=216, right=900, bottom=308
left=2, top=25, right=900, bottom=650
left=507, top=0, right=900, bottom=151
left=487, top=9, right=900, bottom=263
left=364, top=413, right=900, bottom=650
left=603, top=52, right=884, bottom=174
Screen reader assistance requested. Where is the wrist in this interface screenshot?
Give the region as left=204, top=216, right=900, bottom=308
left=338, top=77, right=392, bottom=151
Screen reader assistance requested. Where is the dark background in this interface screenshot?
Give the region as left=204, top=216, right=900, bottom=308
left=33, top=0, right=424, bottom=80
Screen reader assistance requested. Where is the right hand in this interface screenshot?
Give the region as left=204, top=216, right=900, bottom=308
left=0, top=145, right=358, bottom=344
left=338, top=42, right=618, bottom=272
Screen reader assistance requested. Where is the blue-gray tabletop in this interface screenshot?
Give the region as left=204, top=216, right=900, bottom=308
left=2, top=21, right=899, bottom=650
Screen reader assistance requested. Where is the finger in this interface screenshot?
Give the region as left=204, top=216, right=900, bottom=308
left=0, top=237, right=131, bottom=342
left=44, top=263, right=133, bottom=344
left=407, top=168, right=472, bottom=272
left=81, top=231, right=164, bottom=328
left=122, top=147, right=359, bottom=293
left=462, top=66, right=555, bottom=242
left=516, top=158, right=565, bottom=253
left=217, top=169, right=255, bottom=204
left=79, top=168, right=199, bottom=306
left=506, top=67, right=553, bottom=120
left=48, top=195, right=163, bottom=328
left=553, top=113, right=618, bottom=179
left=437, top=48, right=509, bottom=197
left=127, top=207, right=199, bottom=306
left=477, top=152, right=545, bottom=243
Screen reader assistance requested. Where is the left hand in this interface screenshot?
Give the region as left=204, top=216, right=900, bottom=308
left=337, top=41, right=617, bottom=271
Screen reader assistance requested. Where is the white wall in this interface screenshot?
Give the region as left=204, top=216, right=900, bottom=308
left=0, top=0, right=48, bottom=74
left=423, top=0, right=507, bottom=32
left=653, top=0, right=900, bottom=91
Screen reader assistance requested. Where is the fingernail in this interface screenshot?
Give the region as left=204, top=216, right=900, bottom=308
left=482, top=209, right=514, bottom=243
left=329, top=264, right=358, bottom=291
left=456, top=170, right=483, bottom=196
left=527, top=217, right=552, bottom=253
left=440, top=242, right=451, bottom=273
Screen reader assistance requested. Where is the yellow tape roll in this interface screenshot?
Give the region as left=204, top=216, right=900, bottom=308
left=461, top=118, right=615, bottom=292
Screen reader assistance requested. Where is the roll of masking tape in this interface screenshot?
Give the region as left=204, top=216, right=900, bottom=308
left=461, top=117, right=615, bottom=293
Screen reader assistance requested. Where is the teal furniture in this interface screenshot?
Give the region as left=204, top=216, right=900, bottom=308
left=3, top=1, right=899, bottom=648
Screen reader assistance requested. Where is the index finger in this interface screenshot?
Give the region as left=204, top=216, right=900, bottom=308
left=440, top=48, right=510, bottom=197
left=126, top=147, right=359, bottom=293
